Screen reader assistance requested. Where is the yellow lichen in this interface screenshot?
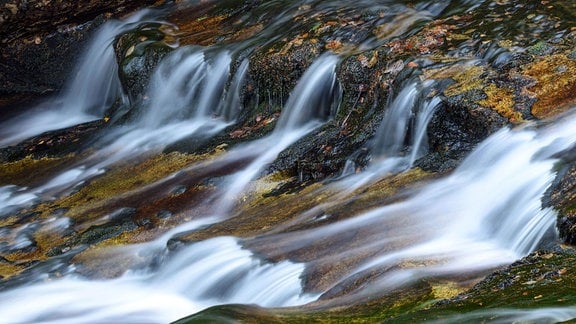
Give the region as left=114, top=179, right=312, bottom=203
left=175, top=15, right=227, bottom=46
left=430, top=281, right=466, bottom=299
left=59, top=152, right=202, bottom=209
left=425, top=64, right=485, bottom=97
left=231, top=23, right=264, bottom=42
left=523, top=54, right=576, bottom=119
left=0, top=155, right=75, bottom=186
left=0, top=262, right=23, bottom=280
left=478, top=83, right=523, bottom=122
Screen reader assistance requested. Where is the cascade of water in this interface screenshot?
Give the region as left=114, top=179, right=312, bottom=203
left=274, top=54, right=341, bottom=132
left=0, top=10, right=160, bottom=147
left=0, top=46, right=248, bottom=218
left=0, top=237, right=315, bottom=324
left=96, top=46, right=244, bottom=160
left=151, top=237, right=316, bottom=306
left=0, top=54, right=341, bottom=323
left=212, top=53, right=341, bottom=215
left=139, top=48, right=237, bottom=128
left=253, top=113, right=576, bottom=300
left=371, top=79, right=439, bottom=171
left=334, top=79, right=439, bottom=194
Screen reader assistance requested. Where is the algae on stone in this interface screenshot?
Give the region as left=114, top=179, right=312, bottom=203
left=523, top=53, right=576, bottom=119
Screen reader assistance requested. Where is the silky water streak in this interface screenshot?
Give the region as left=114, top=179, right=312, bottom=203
left=253, top=114, right=576, bottom=302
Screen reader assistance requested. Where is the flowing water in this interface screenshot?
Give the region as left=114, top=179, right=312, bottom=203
left=1, top=0, right=575, bottom=322
left=0, top=10, right=164, bottom=147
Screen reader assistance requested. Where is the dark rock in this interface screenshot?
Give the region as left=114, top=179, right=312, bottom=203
left=77, top=219, right=138, bottom=246
left=47, top=207, right=138, bottom=256
left=548, top=161, right=576, bottom=244
left=157, top=210, right=173, bottom=219
left=0, top=247, right=83, bottom=292
left=0, top=0, right=170, bottom=113
left=0, top=119, right=106, bottom=162
left=107, top=207, right=137, bottom=224
left=113, top=22, right=175, bottom=120
left=426, top=96, right=508, bottom=170
left=0, top=0, right=166, bottom=45
left=0, top=17, right=102, bottom=98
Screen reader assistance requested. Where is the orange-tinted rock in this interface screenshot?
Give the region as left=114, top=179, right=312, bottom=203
left=523, top=54, right=576, bottom=119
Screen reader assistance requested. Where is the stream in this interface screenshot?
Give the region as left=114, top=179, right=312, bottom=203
left=1, top=0, right=576, bottom=323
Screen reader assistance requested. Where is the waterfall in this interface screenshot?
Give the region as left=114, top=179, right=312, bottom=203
left=138, top=48, right=238, bottom=128
left=0, top=10, right=160, bottom=148
left=95, top=46, right=246, bottom=160
left=254, top=114, right=576, bottom=299
left=207, top=53, right=341, bottom=216
left=371, top=79, right=439, bottom=172
left=335, top=79, right=439, bottom=193
left=0, top=237, right=314, bottom=324
left=0, top=54, right=341, bottom=323
left=0, top=46, right=248, bottom=217
left=1, top=0, right=575, bottom=322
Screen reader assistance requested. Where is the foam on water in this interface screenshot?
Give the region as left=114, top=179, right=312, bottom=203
left=0, top=237, right=314, bottom=324
left=254, top=113, right=576, bottom=300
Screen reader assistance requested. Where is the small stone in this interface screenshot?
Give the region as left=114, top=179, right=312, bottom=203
left=157, top=210, right=173, bottom=219
left=171, top=185, right=187, bottom=195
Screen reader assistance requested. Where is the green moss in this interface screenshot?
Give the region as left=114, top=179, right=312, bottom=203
left=390, top=249, right=576, bottom=322
left=57, top=152, right=203, bottom=214
left=178, top=168, right=432, bottom=244
left=527, top=41, right=553, bottom=56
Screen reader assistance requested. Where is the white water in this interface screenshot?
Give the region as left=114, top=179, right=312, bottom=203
left=0, top=46, right=249, bottom=218
left=2, top=106, right=573, bottom=322
left=254, top=115, right=576, bottom=301
left=0, top=237, right=315, bottom=324
left=430, top=307, right=576, bottom=324
left=336, top=79, right=439, bottom=194
left=0, top=2, right=575, bottom=321
left=0, top=10, right=160, bottom=147
left=212, top=53, right=341, bottom=215
left=93, top=46, right=246, bottom=164
left=0, top=53, right=341, bottom=323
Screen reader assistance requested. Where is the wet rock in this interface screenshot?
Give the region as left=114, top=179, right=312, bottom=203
left=0, top=0, right=169, bottom=109
left=0, top=16, right=104, bottom=98
left=78, top=218, right=138, bottom=246
left=0, top=0, right=166, bottom=45
left=0, top=120, right=105, bottom=163
left=156, top=210, right=173, bottom=219
left=113, top=22, right=175, bottom=120
left=388, top=247, right=576, bottom=322
left=170, top=185, right=187, bottom=196
left=47, top=207, right=138, bottom=256
left=173, top=304, right=283, bottom=324
left=548, top=161, right=576, bottom=244
left=0, top=248, right=82, bottom=292
left=425, top=96, right=508, bottom=168
left=0, top=223, right=39, bottom=254
left=106, top=207, right=137, bottom=224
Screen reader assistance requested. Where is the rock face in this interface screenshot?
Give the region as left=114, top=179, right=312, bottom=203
left=0, top=0, right=164, bottom=44
left=0, top=0, right=166, bottom=100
